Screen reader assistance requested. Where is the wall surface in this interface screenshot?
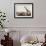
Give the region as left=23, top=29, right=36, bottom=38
left=0, top=0, right=46, bottom=27
left=0, top=0, right=46, bottom=46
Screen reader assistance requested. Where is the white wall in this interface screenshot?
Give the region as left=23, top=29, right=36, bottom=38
left=0, top=0, right=46, bottom=27
left=0, top=1, right=46, bottom=46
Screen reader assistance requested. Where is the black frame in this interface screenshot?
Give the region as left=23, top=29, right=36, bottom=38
left=14, top=3, right=33, bottom=18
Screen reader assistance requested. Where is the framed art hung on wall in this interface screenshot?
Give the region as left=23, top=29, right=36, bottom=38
left=14, top=3, right=33, bottom=18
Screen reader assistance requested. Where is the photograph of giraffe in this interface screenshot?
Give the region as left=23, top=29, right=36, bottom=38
left=14, top=3, right=33, bottom=18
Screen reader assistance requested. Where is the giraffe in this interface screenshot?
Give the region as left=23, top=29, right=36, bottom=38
left=24, top=6, right=31, bottom=16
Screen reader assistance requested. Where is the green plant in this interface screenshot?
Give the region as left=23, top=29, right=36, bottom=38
left=0, top=11, right=6, bottom=28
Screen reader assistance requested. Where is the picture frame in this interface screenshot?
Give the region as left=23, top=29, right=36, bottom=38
left=14, top=3, right=33, bottom=18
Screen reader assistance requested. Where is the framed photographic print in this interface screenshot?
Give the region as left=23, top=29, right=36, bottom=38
left=14, top=3, right=33, bottom=18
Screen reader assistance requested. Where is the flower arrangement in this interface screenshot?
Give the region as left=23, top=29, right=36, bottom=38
left=0, top=10, right=6, bottom=28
